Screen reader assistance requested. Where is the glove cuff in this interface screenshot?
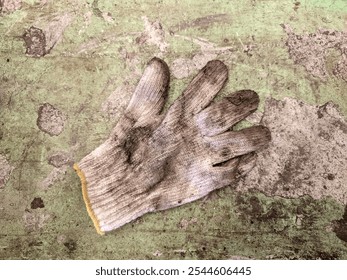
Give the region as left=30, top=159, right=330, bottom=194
left=73, top=163, right=105, bottom=235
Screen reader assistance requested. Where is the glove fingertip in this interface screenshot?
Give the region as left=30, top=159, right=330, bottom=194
left=126, top=57, right=170, bottom=120
left=148, top=57, right=170, bottom=75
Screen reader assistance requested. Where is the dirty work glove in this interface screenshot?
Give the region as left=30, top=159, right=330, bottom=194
left=74, top=57, right=271, bottom=235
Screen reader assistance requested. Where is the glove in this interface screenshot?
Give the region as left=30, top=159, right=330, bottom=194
left=74, top=57, right=271, bottom=235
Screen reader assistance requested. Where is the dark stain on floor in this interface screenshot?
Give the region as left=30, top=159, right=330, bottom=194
left=282, top=24, right=347, bottom=81
left=63, top=239, right=77, bottom=253
left=30, top=197, right=45, bottom=209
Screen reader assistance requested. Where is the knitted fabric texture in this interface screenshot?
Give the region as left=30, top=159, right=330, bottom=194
left=74, top=58, right=271, bottom=234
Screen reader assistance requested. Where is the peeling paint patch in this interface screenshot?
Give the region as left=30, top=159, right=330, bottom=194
left=0, top=0, right=21, bottom=14
left=236, top=98, right=347, bottom=204
left=37, top=103, right=66, bottom=136
left=282, top=24, right=347, bottom=81
left=23, top=209, right=52, bottom=232
left=136, top=16, right=169, bottom=52
left=0, top=155, right=13, bottom=188
left=23, top=27, right=46, bottom=57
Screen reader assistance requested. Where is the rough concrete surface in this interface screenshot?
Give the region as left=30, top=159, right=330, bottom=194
left=282, top=24, right=347, bottom=81
left=0, top=155, right=13, bottom=188
left=0, top=0, right=347, bottom=259
left=237, top=97, right=347, bottom=204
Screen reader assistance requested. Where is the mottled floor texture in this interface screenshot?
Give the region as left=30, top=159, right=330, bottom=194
left=1, top=0, right=347, bottom=259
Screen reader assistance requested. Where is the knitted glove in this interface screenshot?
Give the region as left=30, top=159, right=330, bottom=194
left=74, top=58, right=271, bottom=235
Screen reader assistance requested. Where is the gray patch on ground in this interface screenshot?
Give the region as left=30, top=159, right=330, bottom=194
left=40, top=166, right=67, bottom=189
left=136, top=16, right=169, bottom=52
left=22, top=26, right=46, bottom=57
left=48, top=152, right=73, bottom=168
left=0, top=155, right=13, bottom=188
left=0, top=0, right=21, bottom=14
left=37, top=103, right=66, bottom=136
left=236, top=97, right=347, bottom=204
left=282, top=24, right=347, bottom=81
left=23, top=209, right=52, bottom=232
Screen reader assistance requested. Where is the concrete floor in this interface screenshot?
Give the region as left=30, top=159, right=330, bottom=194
left=0, top=0, right=347, bottom=259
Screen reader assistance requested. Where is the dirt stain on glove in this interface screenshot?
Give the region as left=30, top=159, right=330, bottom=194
left=74, top=57, right=271, bottom=234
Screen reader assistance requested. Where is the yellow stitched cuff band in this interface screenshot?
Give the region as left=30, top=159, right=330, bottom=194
left=73, top=163, right=105, bottom=235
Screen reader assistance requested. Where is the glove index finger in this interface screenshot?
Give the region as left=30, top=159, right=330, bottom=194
left=111, top=58, right=169, bottom=142
left=180, top=60, right=228, bottom=115
left=126, top=57, right=170, bottom=120
left=196, top=90, right=260, bottom=137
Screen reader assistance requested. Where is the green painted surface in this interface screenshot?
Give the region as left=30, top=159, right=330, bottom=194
left=0, top=0, right=346, bottom=259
